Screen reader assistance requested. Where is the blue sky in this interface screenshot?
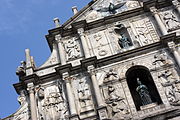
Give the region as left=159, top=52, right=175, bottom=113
left=0, top=0, right=91, bottom=118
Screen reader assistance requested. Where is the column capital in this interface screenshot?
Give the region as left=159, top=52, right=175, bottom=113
left=87, top=65, right=96, bottom=75
left=27, top=82, right=35, bottom=93
left=172, top=0, right=180, bottom=8
left=168, top=41, right=176, bottom=51
left=150, top=6, right=158, bottom=15
left=55, top=34, right=62, bottom=43
left=62, top=72, right=75, bottom=83
left=77, top=28, right=85, bottom=36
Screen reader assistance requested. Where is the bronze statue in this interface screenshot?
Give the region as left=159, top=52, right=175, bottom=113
left=136, top=78, right=153, bottom=106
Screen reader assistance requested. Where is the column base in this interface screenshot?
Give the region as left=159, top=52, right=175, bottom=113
left=97, top=106, right=109, bottom=120
left=69, top=114, right=80, bottom=120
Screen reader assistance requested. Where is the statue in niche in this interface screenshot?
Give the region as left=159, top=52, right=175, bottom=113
left=136, top=78, right=153, bottom=106
left=105, top=85, right=129, bottom=119
left=78, top=79, right=92, bottom=108
left=64, top=38, right=80, bottom=60
left=114, top=23, right=132, bottom=49
left=104, top=69, right=119, bottom=83
left=162, top=11, right=180, bottom=31
left=97, top=2, right=126, bottom=14
left=118, top=34, right=131, bottom=49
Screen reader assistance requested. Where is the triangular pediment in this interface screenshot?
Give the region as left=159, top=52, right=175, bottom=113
left=64, top=0, right=142, bottom=28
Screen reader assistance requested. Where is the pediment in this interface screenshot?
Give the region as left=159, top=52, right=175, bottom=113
left=64, top=0, right=142, bottom=28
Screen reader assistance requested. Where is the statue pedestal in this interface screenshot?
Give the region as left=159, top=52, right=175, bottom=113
left=140, top=103, right=158, bottom=110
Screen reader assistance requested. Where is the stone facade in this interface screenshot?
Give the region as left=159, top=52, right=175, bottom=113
left=3, top=0, right=180, bottom=120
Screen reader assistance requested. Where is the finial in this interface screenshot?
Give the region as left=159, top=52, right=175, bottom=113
left=72, top=6, right=78, bottom=15
left=53, top=17, right=61, bottom=28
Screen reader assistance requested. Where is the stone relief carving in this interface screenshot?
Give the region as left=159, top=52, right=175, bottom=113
left=160, top=10, right=180, bottom=32
left=130, top=17, right=159, bottom=46
left=88, top=30, right=113, bottom=58
left=36, top=84, right=68, bottom=120
left=152, top=51, right=173, bottom=66
left=18, top=90, right=27, bottom=105
left=103, top=68, right=119, bottom=83
left=104, top=85, right=130, bottom=119
left=77, top=76, right=93, bottom=112
left=72, top=74, right=94, bottom=112
left=158, top=69, right=180, bottom=105
left=63, top=38, right=81, bottom=61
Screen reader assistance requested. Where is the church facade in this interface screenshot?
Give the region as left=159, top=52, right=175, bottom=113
left=3, top=0, right=180, bottom=120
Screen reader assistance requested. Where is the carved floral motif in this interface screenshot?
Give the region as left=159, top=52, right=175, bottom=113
left=63, top=38, right=81, bottom=61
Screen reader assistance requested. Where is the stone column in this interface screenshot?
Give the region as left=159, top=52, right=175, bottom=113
left=150, top=7, right=168, bottom=35
left=62, top=72, right=78, bottom=119
left=177, top=44, right=180, bottom=55
left=55, top=34, right=66, bottom=65
left=27, top=83, right=37, bottom=120
left=172, top=0, right=180, bottom=14
left=87, top=65, right=108, bottom=119
left=168, top=41, right=180, bottom=67
left=77, top=28, right=90, bottom=58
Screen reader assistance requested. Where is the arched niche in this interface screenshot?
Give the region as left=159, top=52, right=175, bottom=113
left=125, top=65, right=162, bottom=110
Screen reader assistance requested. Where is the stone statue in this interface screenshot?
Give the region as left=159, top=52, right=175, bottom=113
left=104, top=69, right=119, bottom=83
left=118, top=34, right=131, bottom=49
left=105, top=85, right=129, bottom=118
left=16, top=61, right=26, bottom=77
left=163, top=11, right=180, bottom=31
left=136, top=78, right=153, bottom=106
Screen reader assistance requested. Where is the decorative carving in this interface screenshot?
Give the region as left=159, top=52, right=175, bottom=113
left=64, top=38, right=81, bottom=60
left=131, top=18, right=159, bottom=46
left=158, top=70, right=180, bottom=105
left=77, top=78, right=92, bottom=110
left=152, top=51, right=172, bottom=66
left=136, top=78, right=153, bottom=106
left=105, top=85, right=129, bottom=119
left=161, top=11, right=180, bottom=32
left=96, top=2, right=126, bottom=14
left=16, top=61, right=26, bottom=77
left=126, top=1, right=139, bottom=9
left=18, top=90, right=27, bottom=105
left=42, top=92, right=68, bottom=119
left=93, top=33, right=108, bottom=56
left=103, top=69, right=119, bottom=83
left=173, top=0, right=180, bottom=8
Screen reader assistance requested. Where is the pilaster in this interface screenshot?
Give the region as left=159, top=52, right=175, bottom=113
left=150, top=7, right=168, bottom=35
left=62, top=72, right=79, bottom=120
left=168, top=41, right=180, bottom=67
left=77, top=28, right=91, bottom=58
left=87, top=65, right=108, bottom=119
left=27, top=82, right=37, bottom=120
left=55, top=34, right=66, bottom=65
left=172, top=0, right=180, bottom=14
